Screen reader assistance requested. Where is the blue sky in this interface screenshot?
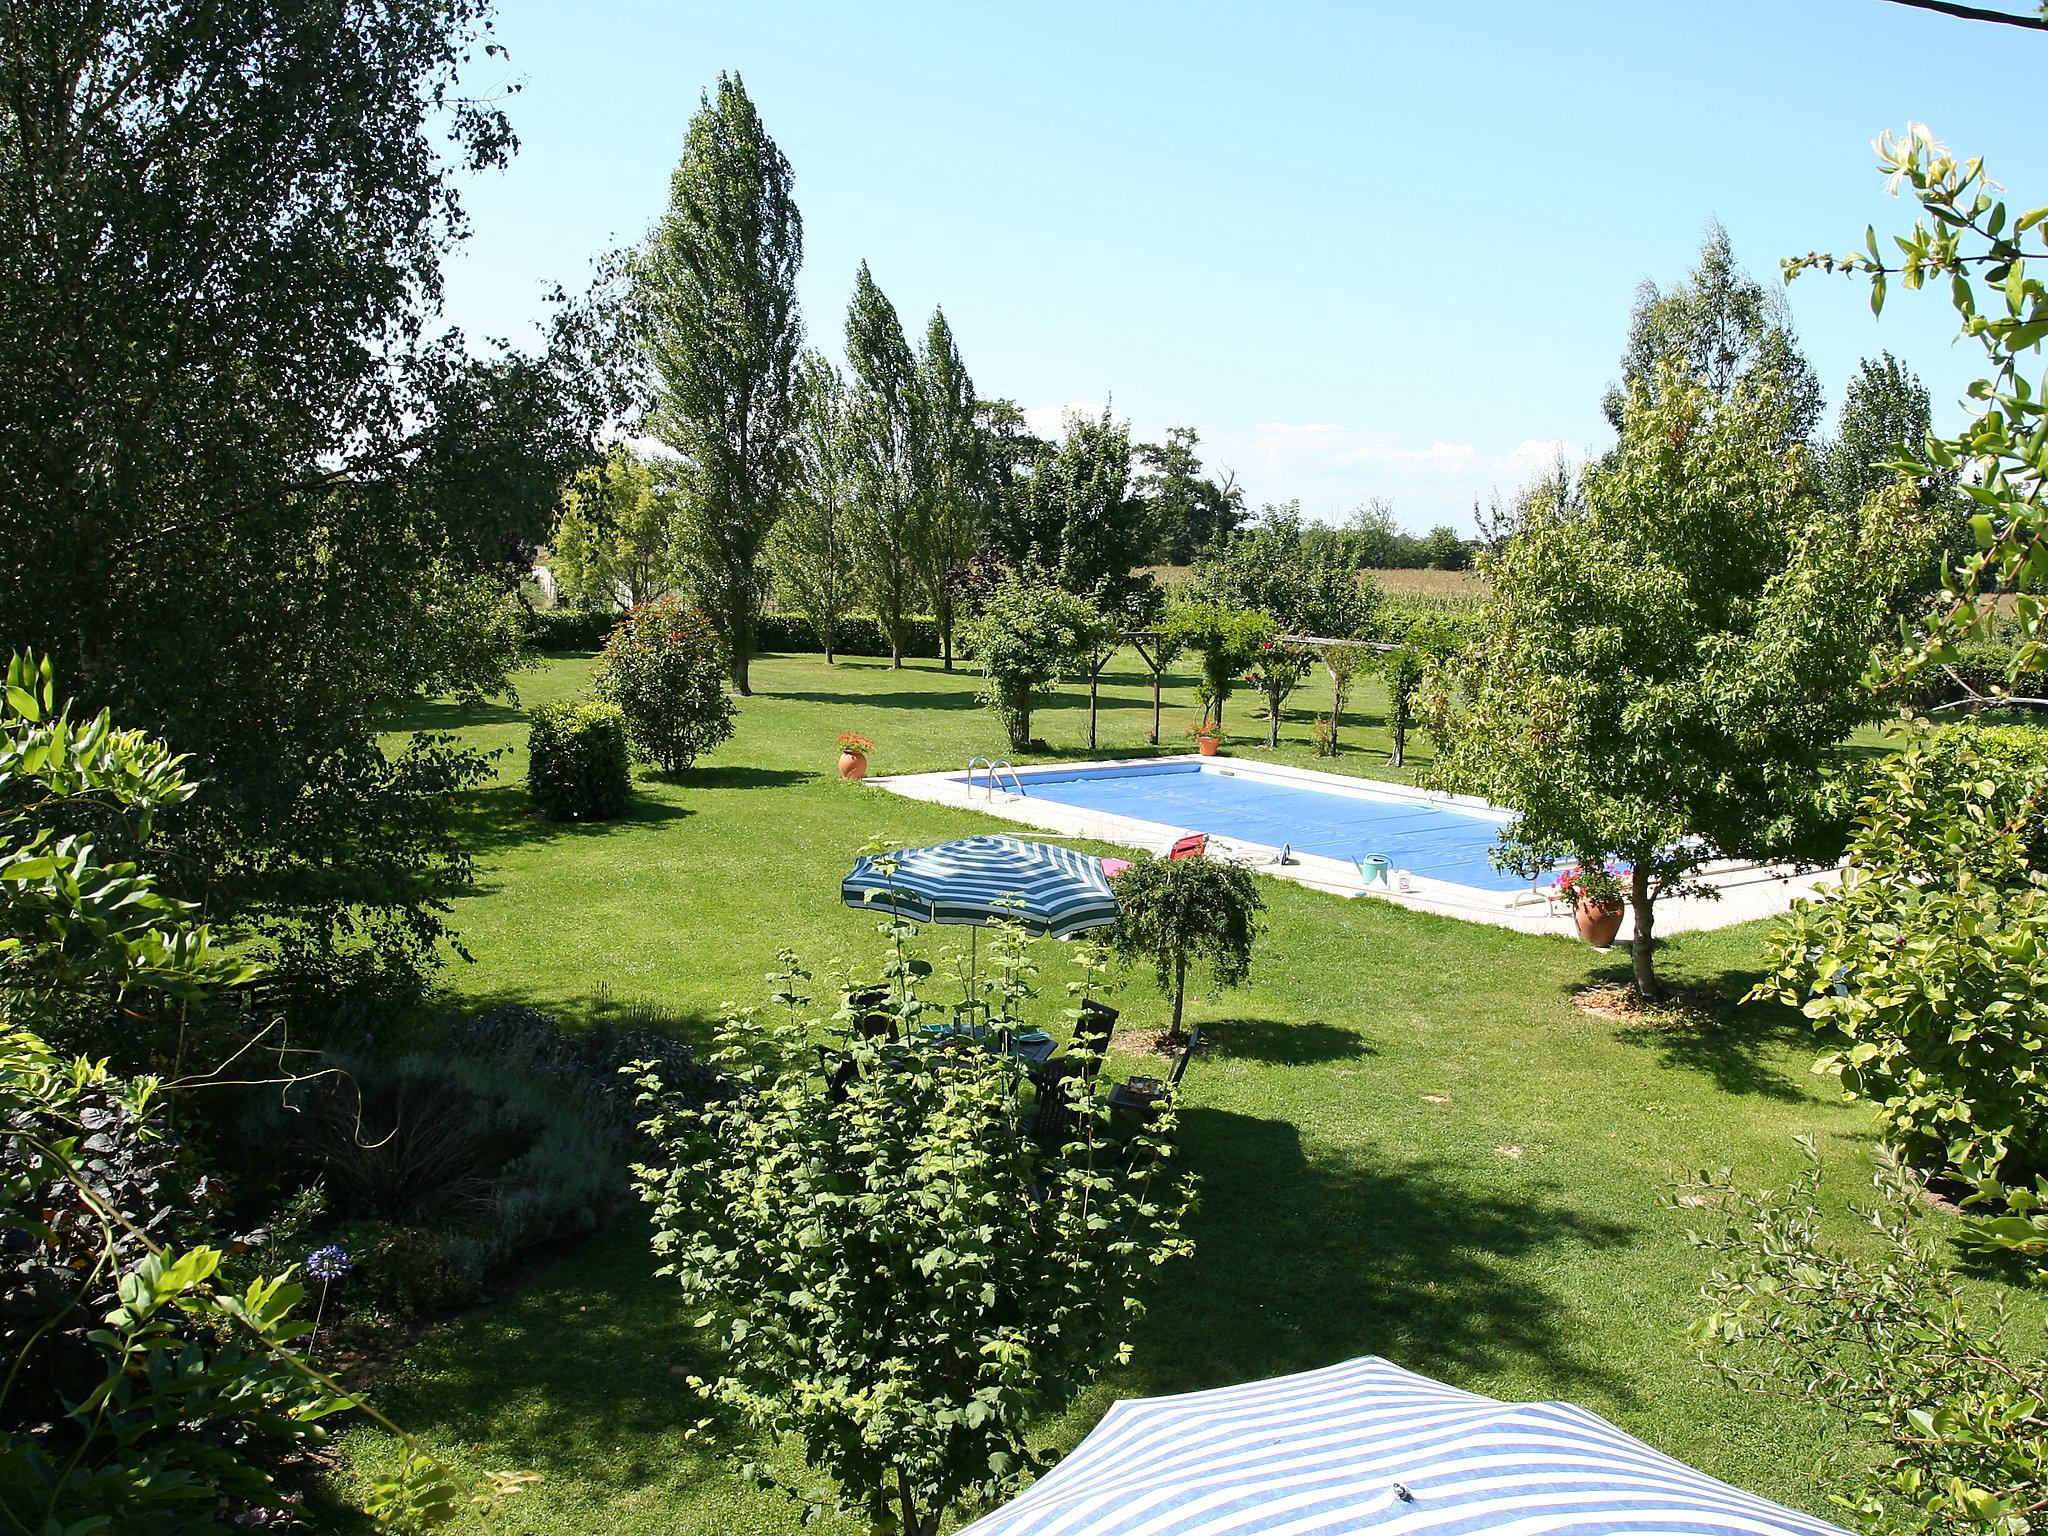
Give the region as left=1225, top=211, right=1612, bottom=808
left=441, top=1, right=2048, bottom=532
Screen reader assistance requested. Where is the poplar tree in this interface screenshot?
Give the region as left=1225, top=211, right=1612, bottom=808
left=641, top=73, right=803, bottom=696
left=845, top=263, right=921, bottom=667
left=913, top=308, right=985, bottom=669
left=770, top=351, right=857, bottom=662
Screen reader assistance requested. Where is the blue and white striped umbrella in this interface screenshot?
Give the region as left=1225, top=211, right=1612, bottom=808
left=841, top=835, right=1120, bottom=938
left=957, top=1356, right=1848, bottom=1536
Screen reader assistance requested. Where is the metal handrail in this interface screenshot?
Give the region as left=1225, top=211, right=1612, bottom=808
left=964, top=756, right=1025, bottom=801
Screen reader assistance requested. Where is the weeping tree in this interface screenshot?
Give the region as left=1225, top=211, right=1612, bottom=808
left=1434, top=363, right=1933, bottom=998
left=641, top=72, right=804, bottom=696
left=913, top=309, right=986, bottom=669
left=1108, top=855, right=1264, bottom=1043
left=770, top=351, right=857, bottom=661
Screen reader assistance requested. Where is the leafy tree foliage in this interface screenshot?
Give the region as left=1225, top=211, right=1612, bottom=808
left=998, top=407, right=1150, bottom=611
left=1162, top=599, right=1275, bottom=733
left=1756, top=723, right=2048, bottom=1186
left=960, top=576, right=1100, bottom=750
left=913, top=309, right=988, bottom=669
left=1107, top=855, right=1264, bottom=1041
left=1604, top=220, right=1824, bottom=449
left=1133, top=425, right=1246, bottom=564
left=1435, top=366, right=1930, bottom=997
left=0, top=1, right=610, bottom=1023
left=550, top=445, right=677, bottom=611
left=1191, top=504, right=1381, bottom=638
left=1417, top=525, right=1473, bottom=570
left=594, top=596, right=736, bottom=774
left=631, top=944, right=1192, bottom=1536
left=771, top=352, right=859, bottom=662
left=1375, top=613, right=1467, bottom=769
left=641, top=73, right=805, bottom=697
left=1685, top=1143, right=2048, bottom=1536
left=1788, top=127, right=2048, bottom=688
left=846, top=264, right=923, bottom=667
left=1823, top=352, right=1934, bottom=517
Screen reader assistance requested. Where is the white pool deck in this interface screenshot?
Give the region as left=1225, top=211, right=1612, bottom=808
left=864, top=754, right=1845, bottom=941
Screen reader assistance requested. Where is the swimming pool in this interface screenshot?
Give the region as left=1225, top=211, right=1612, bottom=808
left=966, top=760, right=1527, bottom=893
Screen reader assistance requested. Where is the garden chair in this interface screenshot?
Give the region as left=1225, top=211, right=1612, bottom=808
left=1071, top=999, right=1118, bottom=1061
left=1106, top=1028, right=1202, bottom=1164
left=1168, top=833, right=1208, bottom=861
left=1028, top=1058, right=1089, bottom=1145
left=848, top=983, right=897, bottom=1044
left=818, top=1045, right=859, bottom=1105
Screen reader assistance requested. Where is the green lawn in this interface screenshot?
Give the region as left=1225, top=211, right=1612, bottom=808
left=334, top=647, right=2012, bottom=1533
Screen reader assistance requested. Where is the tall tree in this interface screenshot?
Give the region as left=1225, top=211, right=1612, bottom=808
left=913, top=309, right=985, bottom=669
left=770, top=351, right=858, bottom=662
left=0, top=1, right=608, bottom=1017
left=1822, top=352, right=1933, bottom=515
left=1603, top=220, right=1824, bottom=449
left=1191, top=504, right=1380, bottom=639
left=640, top=72, right=804, bottom=696
left=1133, top=425, right=1246, bottom=564
left=550, top=444, right=677, bottom=610
left=844, top=263, right=921, bottom=667
left=1436, top=365, right=1933, bottom=998
left=1003, top=407, right=1149, bottom=611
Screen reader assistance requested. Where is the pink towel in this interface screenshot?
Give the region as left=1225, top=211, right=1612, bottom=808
left=1100, top=857, right=1133, bottom=879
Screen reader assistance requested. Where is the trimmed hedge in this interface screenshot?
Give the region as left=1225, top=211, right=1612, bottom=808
left=523, top=607, right=619, bottom=652
left=754, top=612, right=944, bottom=659
left=528, top=700, right=631, bottom=821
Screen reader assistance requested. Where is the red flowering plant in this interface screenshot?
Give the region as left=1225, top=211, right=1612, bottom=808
left=1552, top=862, right=1627, bottom=911
left=837, top=733, right=874, bottom=755
left=593, top=595, right=736, bottom=773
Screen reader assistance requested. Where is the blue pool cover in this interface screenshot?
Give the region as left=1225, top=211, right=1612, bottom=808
left=993, top=761, right=1528, bottom=893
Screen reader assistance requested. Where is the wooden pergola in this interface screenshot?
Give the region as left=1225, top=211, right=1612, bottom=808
left=1082, top=631, right=1170, bottom=748
left=1274, top=633, right=1401, bottom=755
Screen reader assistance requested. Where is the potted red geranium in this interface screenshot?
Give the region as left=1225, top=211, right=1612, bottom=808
left=1554, top=863, right=1628, bottom=948
left=837, top=732, right=873, bottom=781
left=1184, top=718, right=1223, bottom=757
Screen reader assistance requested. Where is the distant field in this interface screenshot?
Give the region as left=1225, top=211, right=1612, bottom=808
left=1140, top=565, right=1493, bottom=607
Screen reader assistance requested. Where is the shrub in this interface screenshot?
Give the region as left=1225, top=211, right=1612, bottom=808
left=1756, top=720, right=2048, bottom=1184
left=1108, top=854, right=1264, bottom=1040
left=631, top=944, right=1192, bottom=1536
left=754, top=611, right=942, bottom=658
left=959, top=575, right=1099, bottom=751
left=1161, top=598, right=1273, bottom=734
left=593, top=595, right=736, bottom=773
left=527, top=699, right=631, bottom=820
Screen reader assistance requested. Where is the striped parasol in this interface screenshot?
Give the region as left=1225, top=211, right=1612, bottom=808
left=956, top=1356, right=1848, bottom=1536
left=841, top=835, right=1120, bottom=938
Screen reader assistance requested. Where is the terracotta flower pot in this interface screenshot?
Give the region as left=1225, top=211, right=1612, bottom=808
left=1197, top=735, right=1221, bottom=757
left=1574, top=900, right=1625, bottom=949
left=838, top=749, right=868, bottom=782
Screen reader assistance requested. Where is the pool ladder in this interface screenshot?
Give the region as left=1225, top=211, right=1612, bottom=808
left=966, top=756, right=1025, bottom=802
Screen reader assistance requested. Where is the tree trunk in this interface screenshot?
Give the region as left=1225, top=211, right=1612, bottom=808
left=730, top=613, right=752, bottom=696
left=1005, top=682, right=1031, bottom=752
left=1629, top=862, right=1659, bottom=998
left=1170, top=950, right=1187, bottom=1042
left=1088, top=669, right=1100, bottom=749
left=1329, top=671, right=1342, bottom=753
left=1390, top=714, right=1406, bottom=767
left=1266, top=694, right=1280, bottom=749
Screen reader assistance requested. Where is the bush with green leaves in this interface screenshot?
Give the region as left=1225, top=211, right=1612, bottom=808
left=593, top=594, right=738, bottom=773
left=1107, top=853, right=1264, bottom=1041
left=630, top=939, right=1193, bottom=1536
left=0, top=652, right=490, bottom=1533
left=1756, top=721, right=2048, bottom=1186
left=1684, top=1142, right=2047, bottom=1536
left=526, top=699, right=632, bottom=821
left=959, top=573, right=1100, bottom=750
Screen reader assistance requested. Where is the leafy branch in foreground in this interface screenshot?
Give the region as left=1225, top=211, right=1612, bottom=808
left=1787, top=126, right=2048, bottom=693
left=1682, top=1141, right=2048, bottom=1536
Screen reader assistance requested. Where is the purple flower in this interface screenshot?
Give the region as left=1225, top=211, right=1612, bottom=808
left=305, top=1245, right=353, bottom=1283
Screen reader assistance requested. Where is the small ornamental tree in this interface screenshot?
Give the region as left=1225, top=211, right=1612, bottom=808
left=631, top=943, right=1193, bottom=1536
left=1162, top=599, right=1274, bottom=734
left=593, top=595, right=737, bottom=773
left=1108, top=854, right=1263, bottom=1042
left=1243, top=641, right=1306, bottom=749
left=960, top=575, right=1096, bottom=750
left=1432, top=364, right=1931, bottom=998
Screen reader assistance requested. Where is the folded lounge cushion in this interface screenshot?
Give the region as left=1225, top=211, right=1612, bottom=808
left=1100, top=857, right=1134, bottom=878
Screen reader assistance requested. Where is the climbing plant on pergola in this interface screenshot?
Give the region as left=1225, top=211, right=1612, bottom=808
left=1274, top=634, right=1397, bottom=754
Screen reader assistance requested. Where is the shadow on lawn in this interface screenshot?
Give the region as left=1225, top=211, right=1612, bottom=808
left=385, top=695, right=526, bottom=733
left=1201, top=1016, right=1374, bottom=1066
left=677, top=764, right=818, bottom=790
left=451, top=782, right=694, bottom=862
left=1128, top=1107, right=1638, bottom=1405
left=1566, top=954, right=1816, bottom=1103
